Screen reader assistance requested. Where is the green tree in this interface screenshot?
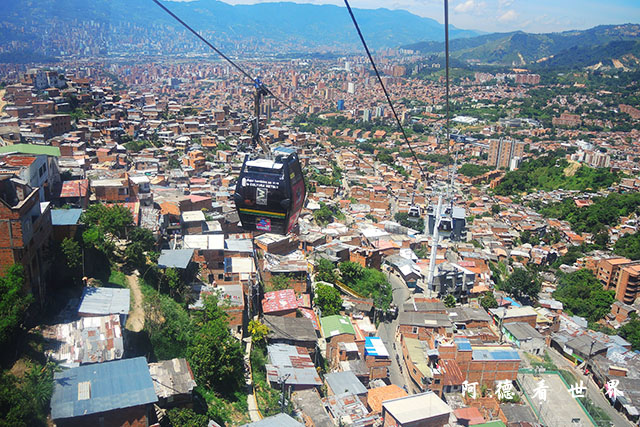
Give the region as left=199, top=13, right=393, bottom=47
left=313, top=203, right=334, bottom=225
left=0, top=362, right=55, bottom=426
left=267, top=275, right=291, bottom=292
left=614, top=232, right=640, bottom=260
left=315, top=284, right=343, bottom=316
left=618, top=318, right=640, bottom=351
left=163, top=267, right=185, bottom=299
left=0, top=265, right=32, bottom=350
left=443, top=294, right=457, bottom=308
left=82, top=203, right=133, bottom=239
left=143, top=288, right=193, bottom=360
left=166, top=407, right=208, bottom=427
left=502, top=268, right=541, bottom=302
left=60, top=237, right=82, bottom=271
left=394, top=212, right=425, bottom=232
left=315, top=259, right=337, bottom=284
left=480, top=292, right=499, bottom=309
left=553, top=269, right=615, bottom=322
left=248, top=319, right=270, bottom=343
left=128, top=227, right=156, bottom=251
left=491, top=204, right=501, bottom=215
left=124, top=242, right=147, bottom=269
left=339, top=261, right=365, bottom=285
left=188, top=295, right=244, bottom=396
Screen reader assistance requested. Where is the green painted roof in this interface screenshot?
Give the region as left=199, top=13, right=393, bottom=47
left=474, top=421, right=506, bottom=427
left=321, top=315, right=355, bottom=338
left=0, top=144, right=61, bottom=157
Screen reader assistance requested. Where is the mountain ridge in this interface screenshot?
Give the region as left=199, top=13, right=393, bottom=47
left=403, top=24, right=640, bottom=66
left=0, top=0, right=480, bottom=57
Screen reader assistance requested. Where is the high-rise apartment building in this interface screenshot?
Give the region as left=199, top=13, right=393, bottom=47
left=488, top=139, right=525, bottom=169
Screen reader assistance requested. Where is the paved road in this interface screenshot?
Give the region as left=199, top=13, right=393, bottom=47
left=520, top=372, right=594, bottom=427
left=546, top=347, right=632, bottom=427
left=378, top=270, right=415, bottom=392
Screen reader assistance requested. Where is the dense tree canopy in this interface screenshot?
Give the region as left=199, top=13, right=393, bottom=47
left=315, top=259, right=337, bottom=284
left=553, top=269, right=615, bottom=322
left=495, top=151, right=620, bottom=196
left=81, top=203, right=133, bottom=238
left=188, top=295, right=244, bottom=395
left=458, top=163, right=492, bottom=177
left=614, top=232, right=640, bottom=260
left=501, top=268, right=541, bottom=303
left=540, top=192, right=640, bottom=235
left=338, top=261, right=392, bottom=309
left=0, top=265, right=32, bottom=350
left=394, top=212, right=425, bottom=232
left=480, top=292, right=499, bottom=309
left=315, top=284, right=343, bottom=316
left=618, top=316, right=640, bottom=351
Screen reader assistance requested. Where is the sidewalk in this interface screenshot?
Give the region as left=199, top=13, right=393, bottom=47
left=245, top=339, right=262, bottom=422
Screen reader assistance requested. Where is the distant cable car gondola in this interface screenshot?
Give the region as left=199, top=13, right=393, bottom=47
left=234, top=147, right=306, bottom=235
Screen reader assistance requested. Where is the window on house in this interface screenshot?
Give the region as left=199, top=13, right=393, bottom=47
left=412, top=327, right=418, bottom=334
left=118, top=188, right=129, bottom=196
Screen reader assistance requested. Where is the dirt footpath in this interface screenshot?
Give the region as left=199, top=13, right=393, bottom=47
left=125, top=273, right=145, bottom=332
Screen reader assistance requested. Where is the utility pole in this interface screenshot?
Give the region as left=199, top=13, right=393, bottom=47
left=279, top=373, right=291, bottom=413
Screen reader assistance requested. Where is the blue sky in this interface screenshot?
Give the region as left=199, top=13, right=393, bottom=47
left=172, top=0, right=640, bottom=33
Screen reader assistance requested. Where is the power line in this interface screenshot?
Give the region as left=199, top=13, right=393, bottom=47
left=150, top=0, right=300, bottom=116
left=342, top=0, right=429, bottom=184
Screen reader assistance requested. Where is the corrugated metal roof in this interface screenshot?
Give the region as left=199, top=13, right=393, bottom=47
left=78, top=287, right=130, bottom=316
left=51, top=209, right=83, bottom=226
left=157, top=249, right=194, bottom=269
left=325, top=371, right=367, bottom=396
left=266, top=344, right=321, bottom=386
left=242, top=413, right=304, bottom=427
left=148, top=358, right=197, bottom=399
left=50, top=357, right=157, bottom=420
left=43, top=314, right=124, bottom=366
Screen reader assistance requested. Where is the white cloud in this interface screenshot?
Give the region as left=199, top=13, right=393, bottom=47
left=498, top=9, right=518, bottom=22
left=498, top=0, right=514, bottom=7
left=454, top=0, right=477, bottom=13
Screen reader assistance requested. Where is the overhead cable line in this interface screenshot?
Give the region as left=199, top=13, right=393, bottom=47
left=342, top=0, right=429, bottom=184
left=151, top=0, right=300, bottom=116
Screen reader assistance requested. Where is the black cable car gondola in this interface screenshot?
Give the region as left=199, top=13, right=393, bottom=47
left=234, top=147, right=306, bottom=235
left=234, top=83, right=306, bottom=235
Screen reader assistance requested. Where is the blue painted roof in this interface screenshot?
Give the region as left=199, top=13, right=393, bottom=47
left=157, top=249, right=194, bottom=269
left=364, top=336, right=389, bottom=357
left=472, top=349, right=520, bottom=361
left=50, top=357, right=157, bottom=420
left=51, top=209, right=83, bottom=226
left=455, top=338, right=472, bottom=351
left=502, top=296, right=521, bottom=308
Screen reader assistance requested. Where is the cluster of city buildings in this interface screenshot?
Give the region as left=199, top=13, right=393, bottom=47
left=0, top=57, right=639, bottom=427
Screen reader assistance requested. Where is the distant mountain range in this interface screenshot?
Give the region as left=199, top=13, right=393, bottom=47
left=0, top=0, right=480, bottom=58
left=403, top=24, right=640, bottom=68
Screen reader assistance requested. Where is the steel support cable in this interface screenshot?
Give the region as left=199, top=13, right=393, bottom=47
left=342, top=0, right=429, bottom=184
left=151, top=0, right=300, bottom=116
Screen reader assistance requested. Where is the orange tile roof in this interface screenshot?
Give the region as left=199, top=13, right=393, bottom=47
left=453, top=407, right=485, bottom=425
left=367, top=385, right=407, bottom=413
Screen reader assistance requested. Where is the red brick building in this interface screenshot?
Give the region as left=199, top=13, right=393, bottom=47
left=0, top=175, right=52, bottom=300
